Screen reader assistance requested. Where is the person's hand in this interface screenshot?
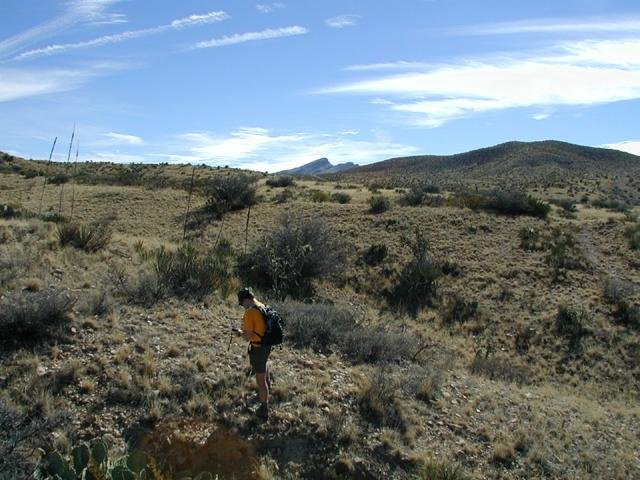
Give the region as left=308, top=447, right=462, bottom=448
left=233, top=328, right=243, bottom=337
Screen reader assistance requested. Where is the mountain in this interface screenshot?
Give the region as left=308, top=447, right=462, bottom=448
left=332, top=140, right=640, bottom=189
left=278, top=158, right=357, bottom=175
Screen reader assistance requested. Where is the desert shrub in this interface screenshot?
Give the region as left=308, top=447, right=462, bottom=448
left=546, top=229, right=586, bottom=280
left=368, top=195, right=391, bottom=213
left=388, top=229, right=442, bottom=316
left=614, top=300, right=640, bottom=330
left=0, top=203, right=20, bottom=219
left=456, top=190, right=550, bottom=218
left=402, top=364, right=443, bottom=402
left=238, top=214, right=348, bottom=299
left=441, top=294, right=479, bottom=326
left=603, top=277, right=635, bottom=304
left=401, top=184, right=441, bottom=206
left=310, top=189, right=330, bottom=202
left=278, top=301, right=417, bottom=363
left=204, top=174, right=257, bottom=218
left=154, top=241, right=234, bottom=299
left=625, top=222, right=640, bottom=250
left=415, top=461, right=468, bottom=480
left=591, top=197, right=630, bottom=213
left=519, top=227, right=544, bottom=251
left=57, top=222, right=111, bottom=252
left=47, top=172, right=69, bottom=185
left=362, top=243, right=388, bottom=266
left=266, top=175, right=295, bottom=187
left=84, top=290, right=113, bottom=316
left=0, top=289, right=74, bottom=346
left=555, top=305, right=591, bottom=351
left=21, top=169, right=41, bottom=179
left=331, top=191, right=351, bottom=204
left=273, top=188, right=295, bottom=204
left=358, top=367, right=408, bottom=432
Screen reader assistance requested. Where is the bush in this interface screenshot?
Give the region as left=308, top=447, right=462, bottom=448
left=546, top=229, right=586, bottom=280
left=48, top=173, right=69, bottom=185
left=331, top=192, right=351, bottom=204
left=57, top=222, right=111, bottom=252
left=625, top=223, right=640, bottom=250
left=401, top=184, right=441, bottom=206
left=204, top=174, right=257, bottom=218
left=361, top=243, right=388, bottom=266
left=0, top=289, right=74, bottom=346
left=470, top=352, right=530, bottom=384
left=310, top=189, right=330, bottom=203
left=519, top=227, right=544, bottom=251
left=154, top=241, right=234, bottom=299
left=358, top=368, right=408, bottom=432
left=0, top=203, right=20, bottom=219
left=266, top=175, right=295, bottom=188
left=273, top=188, right=295, bottom=203
left=456, top=190, right=550, bottom=218
left=441, top=294, right=479, bottom=326
left=415, top=461, right=469, bottom=480
left=238, top=214, right=347, bottom=299
left=551, top=198, right=577, bottom=213
left=591, top=197, right=630, bottom=213
left=555, top=305, right=591, bottom=351
left=388, top=229, right=442, bottom=316
left=369, top=195, right=391, bottom=213
left=614, top=300, right=640, bottom=329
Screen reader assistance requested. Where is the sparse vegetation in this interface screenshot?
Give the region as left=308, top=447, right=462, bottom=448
left=455, top=190, right=551, bottom=218
left=441, top=294, right=479, bottom=326
left=57, top=222, right=111, bottom=252
left=330, top=191, right=351, bottom=204
left=361, top=243, right=388, bottom=266
left=625, top=222, right=640, bottom=250
left=555, top=305, right=591, bottom=351
left=204, top=173, right=257, bottom=218
left=266, top=175, right=295, bottom=188
left=368, top=194, right=391, bottom=213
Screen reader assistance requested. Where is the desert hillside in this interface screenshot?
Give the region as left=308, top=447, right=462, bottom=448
left=1, top=150, right=639, bottom=479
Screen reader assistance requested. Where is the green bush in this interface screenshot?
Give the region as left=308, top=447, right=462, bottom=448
left=310, top=189, right=330, bottom=202
left=57, top=222, right=111, bottom=252
left=331, top=191, right=352, bottom=204
left=361, top=243, right=388, bottom=266
left=238, top=214, right=347, bottom=299
left=48, top=172, right=70, bottom=185
left=555, top=305, right=591, bottom=351
left=401, top=184, right=441, bottom=206
left=266, top=175, right=295, bottom=187
left=546, top=229, right=586, bottom=280
left=0, top=289, right=74, bottom=346
left=625, top=223, right=640, bottom=250
left=388, top=229, right=442, bottom=316
left=204, top=174, right=257, bottom=218
left=456, top=190, right=550, bottom=218
left=369, top=195, right=391, bottom=213
left=0, top=203, right=20, bottom=219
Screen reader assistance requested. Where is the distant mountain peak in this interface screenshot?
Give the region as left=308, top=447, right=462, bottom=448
left=278, top=158, right=357, bottom=175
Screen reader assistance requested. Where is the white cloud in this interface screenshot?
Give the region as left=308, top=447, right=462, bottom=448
left=0, top=0, right=122, bottom=59
left=105, top=132, right=143, bottom=145
left=318, top=38, right=640, bottom=127
left=451, top=16, right=640, bottom=36
left=326, top=15, right=360, bottom=28
left=16, top=11, right=230, bottom=60
left=192, top=26, right=308, bottom=49
left=256, top=3, right=285, bottom=14
left=0, top=66, right=101, bottom=102
left=345, top=61, right=432, bottom=72
left=532, top=113, right=550, bottom=121
left=601, top=140, right=640, bottom=156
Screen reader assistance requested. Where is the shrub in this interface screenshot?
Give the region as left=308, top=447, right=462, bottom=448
left=310, top=189, right=330, bottom=202
left=265, top=175, right=295, bottom=188
left=456, top=190, right=550, bottom=218
left=369, top=195, right=391, bottom=214
left=358, top=368, right=408, bottom=432
left=519, top=227, right=544, bottom=251
left=614, top=300, right=640, bottom=330
left=555, top=305, right=591, bottom=351
left=625, top=223, right=640, bottom=250
left=551, top=198, right=577, bottom=213
left=273, top=188, right=295, bottom=203
left=401, top=364, right=443, bottom=403
left=591, top=197, right=630, bottom=213
left=546, top=229, right=586, bottom=280
left=603, top=277, right=635, bottom=304
left=388, top=229, right=442, bottom=316
left=342, top=329, right=418, bottom=364
left=470, top=353, right=530, bottom=384
left=331, top=192, right=351, bottom=204
left=154, top=241, right=234, bottom=299
left=401, top=184, right=441, bottom=206
left=0, top=289, right=74, bottom=346
left=48, top=173, right=69, bottom=185
left=238, top=214, right=347, bottom=299
left=415, top=461, right=468, bottom=480
left=361, top=243, right=388, bottom=266
left=0, top=203, right=20, bottom=219
left=441, top=294, right=479, bottom=326
left=57, top=222, right=111, bottom=252
left=204, top=174, right=257, bottom=218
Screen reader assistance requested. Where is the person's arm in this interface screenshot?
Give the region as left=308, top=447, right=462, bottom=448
left=237, top=310, right=257, bottom=341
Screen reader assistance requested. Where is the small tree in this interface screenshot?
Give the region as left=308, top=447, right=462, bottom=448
left=204, top=174, right=257, bottom=218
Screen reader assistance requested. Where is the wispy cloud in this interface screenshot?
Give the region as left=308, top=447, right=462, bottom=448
left=345, top=61, right=432, bottom=72
left=601, top=140, right=640, bottom=156
left=192, top=26, right=308, bottom=49
left=326, top=15, right=360, bottom=28
left=256, top=3, right=285, bottom=14
left=0, top=0, right=122, bottom=60
left=319, top=38, right=640, bottom=127
left=451, top=16, right=640, bottom=36
left=0, top=63, right=123, bottom=102
left=16, top=11, right=230, bottom=60
left=105, top=132, right=143, bottom=145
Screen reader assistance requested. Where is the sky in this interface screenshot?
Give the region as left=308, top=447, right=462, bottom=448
left=1, top=0, right=640, bottom=172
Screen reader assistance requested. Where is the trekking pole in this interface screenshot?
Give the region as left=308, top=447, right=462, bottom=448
left=227, top=316, right=234, bottom=351
left=69, top=137, right=79, bottom=221
left=38, top=137, right=57, bottom=216
left=182, top=165, right=196, bottom=242
left=244, top=206, right=251, bottom=254
left=58, top=124, right=75, bottom=216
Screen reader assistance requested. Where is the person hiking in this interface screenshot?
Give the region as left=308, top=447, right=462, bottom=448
left=234, top=287, right=271, bottom=420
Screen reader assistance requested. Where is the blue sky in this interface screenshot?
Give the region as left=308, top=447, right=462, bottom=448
left=1, top=0, right=640, bottom=172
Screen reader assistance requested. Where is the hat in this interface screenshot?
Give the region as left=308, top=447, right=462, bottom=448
left=237, top=287, right=255, bottom=305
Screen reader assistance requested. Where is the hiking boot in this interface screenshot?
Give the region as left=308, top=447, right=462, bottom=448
left=256, top=403, right=269, bottom=420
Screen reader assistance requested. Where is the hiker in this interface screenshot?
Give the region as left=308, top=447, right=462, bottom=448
left=234, top=288, right=271, bottom=419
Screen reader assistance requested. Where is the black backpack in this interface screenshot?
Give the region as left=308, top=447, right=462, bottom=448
left=255, top=305, right=284, bottom=346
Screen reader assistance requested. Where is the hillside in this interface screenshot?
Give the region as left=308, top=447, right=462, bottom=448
left=1, top=152, right=640, bottom=479
left=333, top=140, right=640, bottom=204
left=278, top=157, right=357, bottom=176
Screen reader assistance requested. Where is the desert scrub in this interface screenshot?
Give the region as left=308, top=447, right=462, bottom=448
left=203, top=173, right=257, bottom=218
left=330, top=191, right=351, bottom=204
left=400, top=183, right=441, bottom=206
left=413, top=461, right=469, bottom=480
left=309, top=189, right=330, bottom=203
left=368, top=194, right=391, bottom=213
left=358, top=367, right=409, bottom=432
left=0, top=289, right=74, bottom=347
left=519, top=227, right=545, bottom=251
left=265, top=175, right=295, bottom=187
left=57, top=222, right=111, bottom=252
left=1, top=203, right=21, bottom=219
left=238, top=214, right=347, bottom=299
left=388, top=229, right=442, bottom=316
left=625, top=222, right=640, bottom=250
left=454, top=190, right=550, bottom=218
left=555, top=305, right=591, bottom=351
left=440, top=294, right=479, bottom=326
left=546, top=229, right=586, bottom=280
left=360, top=243, right=388, bottom=266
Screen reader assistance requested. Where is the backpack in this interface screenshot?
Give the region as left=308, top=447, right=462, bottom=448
left=255, top=305, right=284, bottom=346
